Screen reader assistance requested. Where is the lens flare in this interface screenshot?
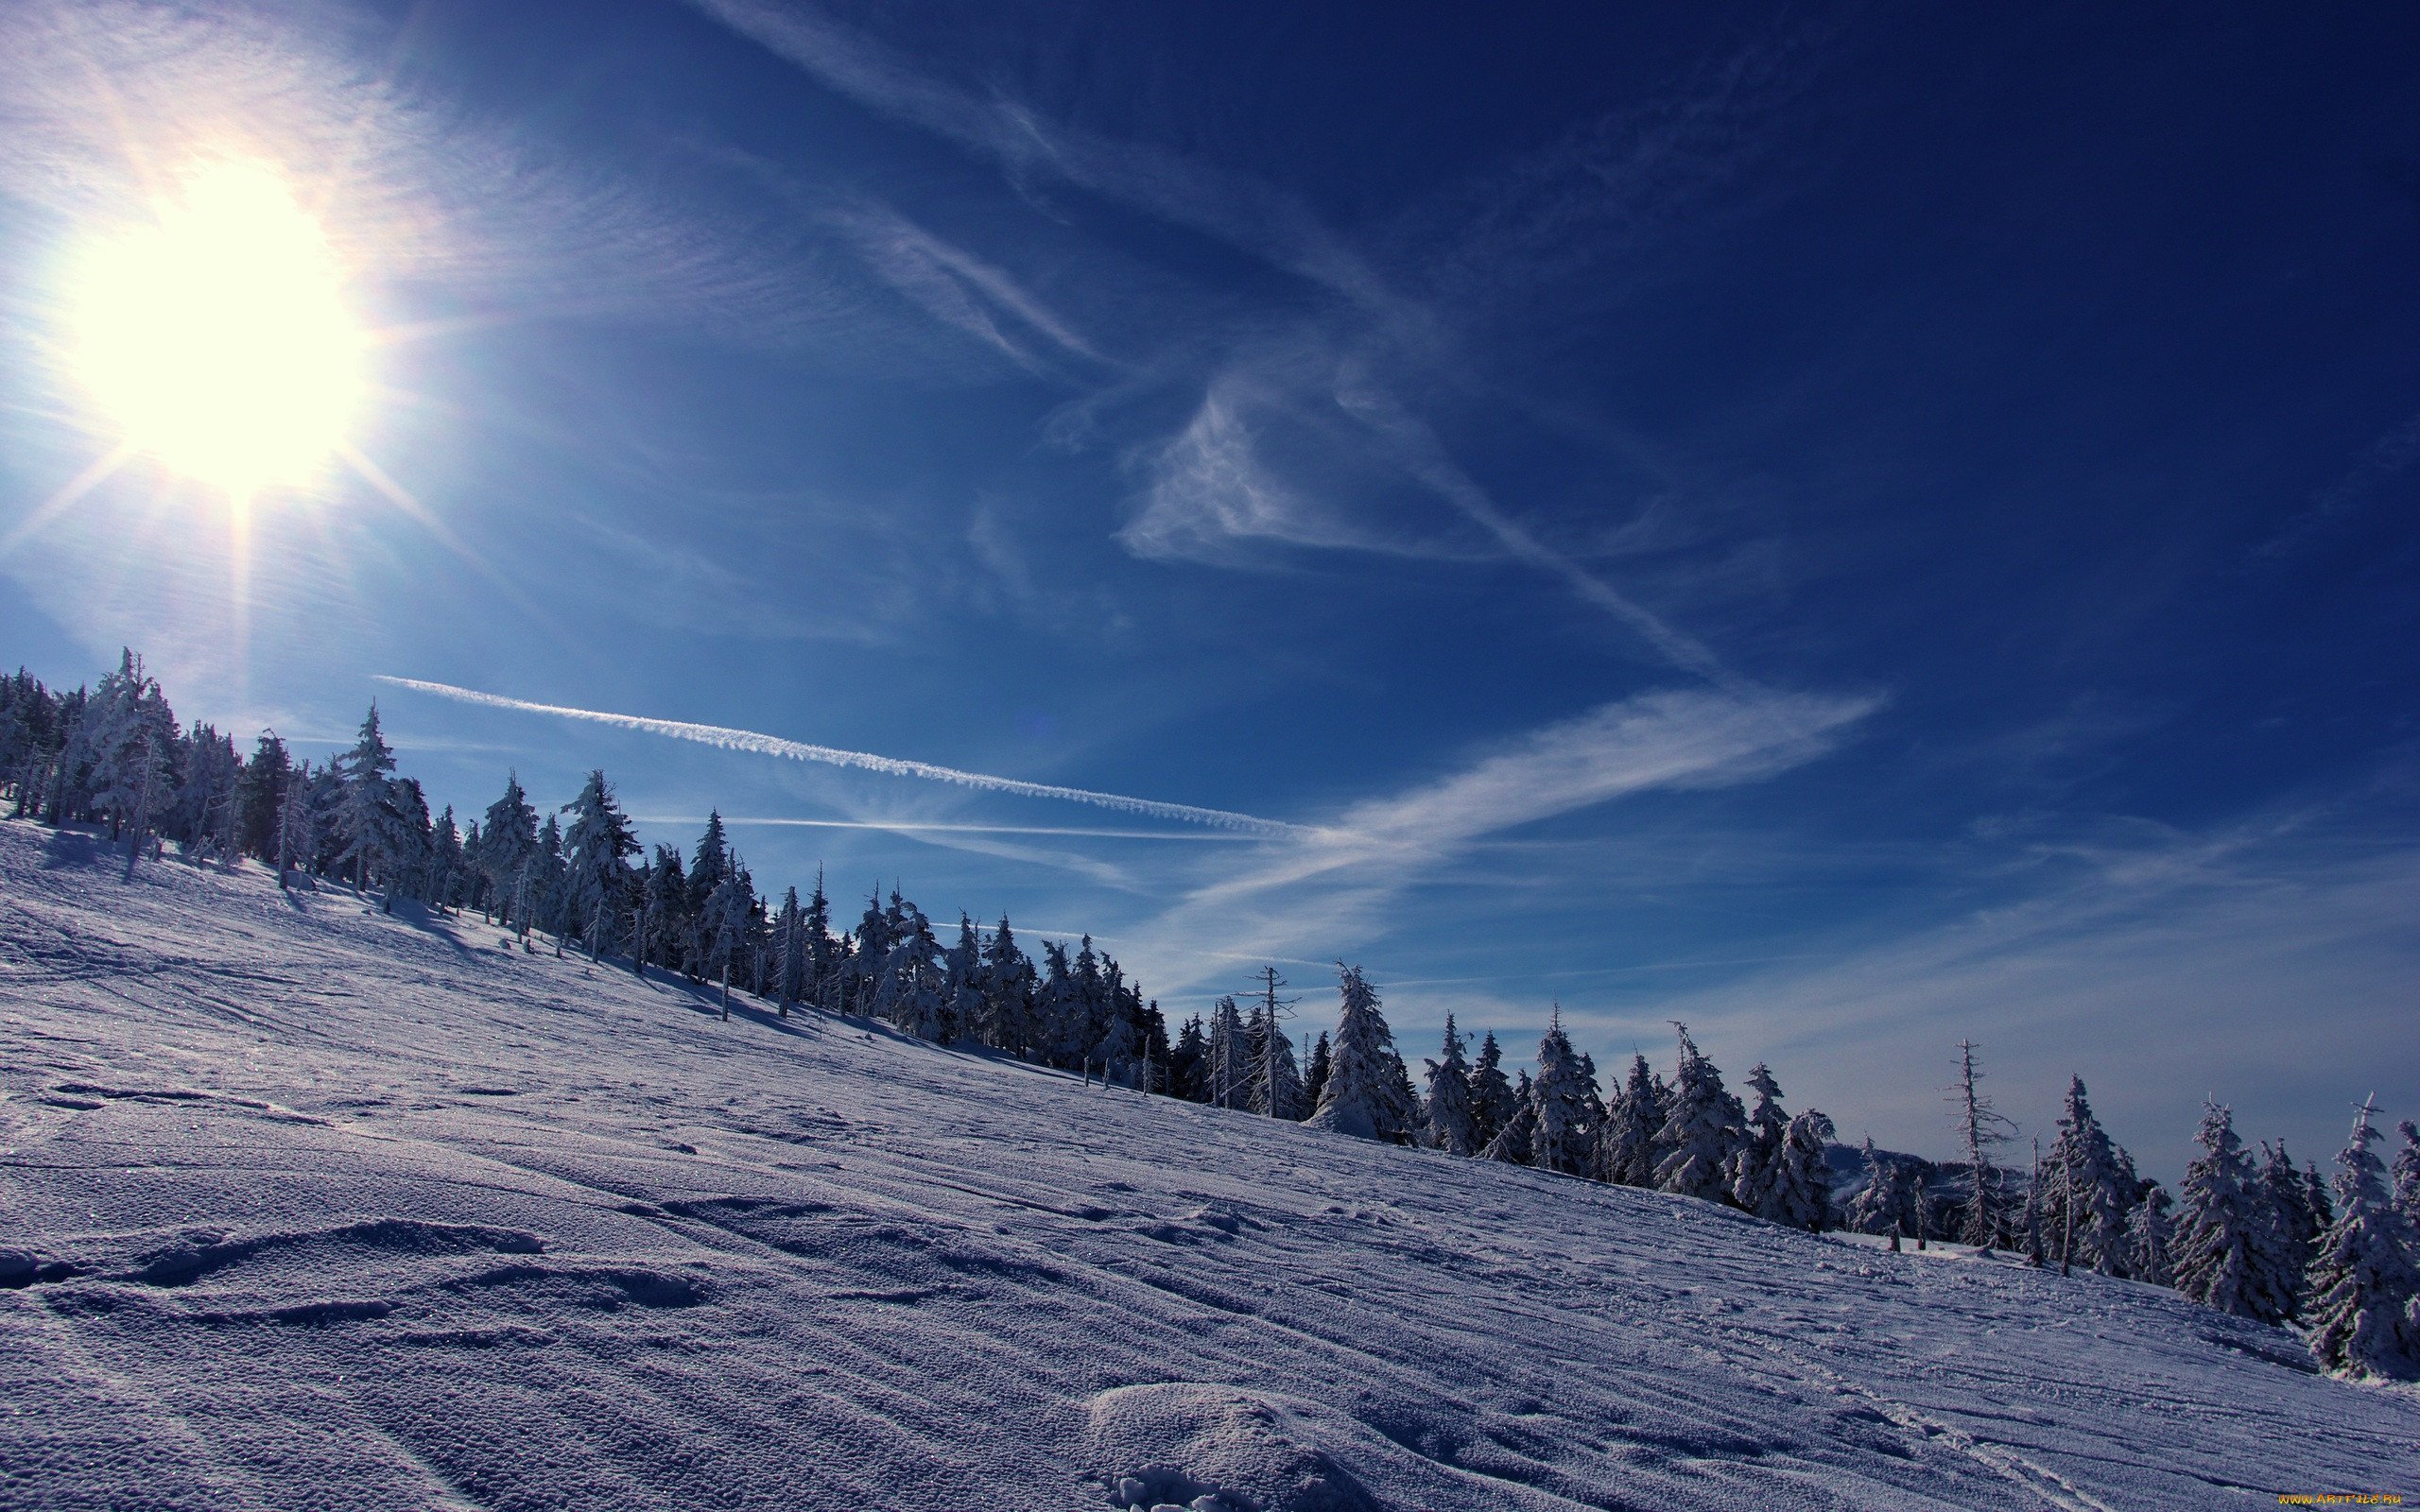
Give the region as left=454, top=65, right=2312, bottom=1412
left=64, top=160, right=369, bottom=495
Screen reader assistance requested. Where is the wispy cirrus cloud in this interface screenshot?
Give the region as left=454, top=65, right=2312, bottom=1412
left=1126, top=683, right=1880, bottom=991
left=1640, top=803, right=2420, bottom=1180
left=832, top=204, right=1110, bottom=378
left=679, top=0, right=1398, bottom=311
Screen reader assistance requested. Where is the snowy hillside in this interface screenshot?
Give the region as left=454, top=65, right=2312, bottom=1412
left=0, top=818, right=2411, bottom=1511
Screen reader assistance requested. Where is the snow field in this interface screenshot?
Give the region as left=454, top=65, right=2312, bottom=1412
left=0, top=818, right=2412, bottom=1510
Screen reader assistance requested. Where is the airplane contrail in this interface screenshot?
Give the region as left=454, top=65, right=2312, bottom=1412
left=375, top=676, right=1306, bottom=837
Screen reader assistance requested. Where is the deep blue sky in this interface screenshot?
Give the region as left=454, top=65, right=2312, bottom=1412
left=2, top=0, right=2414, bottom=1174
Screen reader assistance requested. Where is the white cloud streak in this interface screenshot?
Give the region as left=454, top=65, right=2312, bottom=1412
left=835, top=205, right=1108, bottom=377
left=375, top=676, right=1307, bottom=837
left=1129, top=683, right=1880, bottom=990
left=1641, top=819, right=2420, bottom=1181
left=680, top=0, right=1396, bottom=310
left=635, top=816, right=1256, bottom=841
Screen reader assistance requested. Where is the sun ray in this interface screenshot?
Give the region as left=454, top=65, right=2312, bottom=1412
left=337, top=441, right=571, bottom=650
left=0, top=445, right=133, bottom=560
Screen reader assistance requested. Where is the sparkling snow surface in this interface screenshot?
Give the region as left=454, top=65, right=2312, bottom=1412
left=0, top=819, right=2411, bottom=1511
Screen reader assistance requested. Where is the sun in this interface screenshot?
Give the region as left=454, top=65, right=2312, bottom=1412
left=64, top=159, right=370, bottom=496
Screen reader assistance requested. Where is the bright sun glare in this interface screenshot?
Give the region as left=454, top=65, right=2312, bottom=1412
left=65, top=159, right=369, bottom=496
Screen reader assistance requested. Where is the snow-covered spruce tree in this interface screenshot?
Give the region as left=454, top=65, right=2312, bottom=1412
left=560, top=769, right=639, bottom=961
left=874, top=894, right=945, bottom=1040
left=1422, top=1013, right=1478, bottom=1156
left=1244, top=998, right=1306, bottom=1119
left=1205, top=995, right=1251, bottom=1109
left=1479, top=1097, right=1537, bottom=1165
left=234, top=730, right=289, bottom=861
left=1169, top=1015, right=1209, bottom=1102
left=274, top=757, right=319, bottom=887
left=703, top=865, right=759, bottom=1008
left=428, top=807, right=463, bottom=913
left=638, top=848, right=685, bottom=972
left=2258, top=1140, right=2321, bottom=1319
left=333, top=703, right=406, bottom=905
left=2043, top=1076, right=2138, bottom=1277
left=1467, top=1031, right=1516, bottom=1149
left=979, top=916, right=1034, bottom=1055
left=1655, top=1024, right=1745, bottom=1204
left=1727, top=1062, right=1790, bottom=1214
left=2394, top=1122, right=2420, bottom=1236
left=87, top=649, right=173, bottom=845
left=2129, top=1185, right=2175, bottom=1288
left=1305, top=965, right=1416, bottom=1143
left=941, top=915, right=982, bottom=1040
left=1303, top=1031, right=1330, bottom=1109
left=1845, top=1139, right=1902, bottom=1236
left=1095, top=959, right=1147, bottom=1089
left=1530, top=1008, right=1595, bottom=1177
left=2172, top=1103, right=2289, bottom=1321
left=2305, top=1099, right=2420, bottom=1381
left=1770, top=1109, right=1838, bottom=1230
left=1029, top=940, right=1079, bottom=1062
left=1597, top=1053, right=1667, bottom=1188
left=2022, top=1138, right=2048, bottom=1265
left=478, top=773, right=538, bottom=927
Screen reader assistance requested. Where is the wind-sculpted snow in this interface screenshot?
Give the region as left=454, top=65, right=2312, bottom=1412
left=0, top=820, right=2411, bottom=1510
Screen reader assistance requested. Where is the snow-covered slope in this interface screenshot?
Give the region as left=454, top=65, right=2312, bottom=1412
left=0, top=819, right=2411, bottom=1511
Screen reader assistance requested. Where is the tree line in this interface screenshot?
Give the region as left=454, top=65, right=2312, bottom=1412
left=3, top=651, right=2414, bottom=1382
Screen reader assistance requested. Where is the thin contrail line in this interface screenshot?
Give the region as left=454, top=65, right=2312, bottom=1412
left=376, top=676, right=1306, bottom=837
left=633, top=816, right=1258, bottom=841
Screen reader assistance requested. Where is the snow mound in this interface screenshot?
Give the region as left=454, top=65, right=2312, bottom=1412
left=1096, top=1383, right=1383, bottom=1512
left=0, top=818, right=2413, bottom=1510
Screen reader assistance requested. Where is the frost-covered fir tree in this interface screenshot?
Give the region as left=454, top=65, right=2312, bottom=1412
left=1597, top=1053, right=1667, bottom=1189
left=560, top=770, right=639, bottom=960
left=979, top=916, right=1034, bottom=1055
left=773, top=888, right=806, bottom=1008
left=2259, top=1140, right=2320, bottom=1319
left=2394, top=1122, right=2420, bottom=1236
left=1846, top=1138, right=1905, bottom=1237
left=2172, top=1103, right=2289, bottom=1321
left=2042, top=1076, right=2138, bottom=1277
left=428, top=807, right=463, bottom=913
left=478, top=773, right=539, bottom=927
left=333, top=704, right=403, bottom=903
left=2304, top=1098, right=2420, bottom=1381
left=1243, top=998, right=1305, bottom=1118
left=86, top=649, right=173, bottom=847
left=1530, top=1008, right=1595, bottom=1177
left=1305, top=965, right=1416, bottom=1143
left=941, top=915, right=983, bottom=1040
left=1467, top=1031, right=1516, bottom=1149
left=1655, top=1024, right=1744, bottom=1204
left=1727, top=1063, right=1790, bottom=1213
left=274, top=757, right=319, bottom=887
left=1479, top=1096, right=1537, bottom=1165
left=639, top=848, right=685, bottom=972
left=1422, top=1014, right=1478, bottom=1156
left=1303, top=1031, right=1330, bottom=1108
left=1204, top=995, right=1251, bottom=1109
left=1169, top=1015, right=1209, bottom=1102
left=874, top=893, right=945, bottom=1039
left=2129, top=1185, right=2175, bottom=1288
left=1770, top=1109, right=1837, bottom=1231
